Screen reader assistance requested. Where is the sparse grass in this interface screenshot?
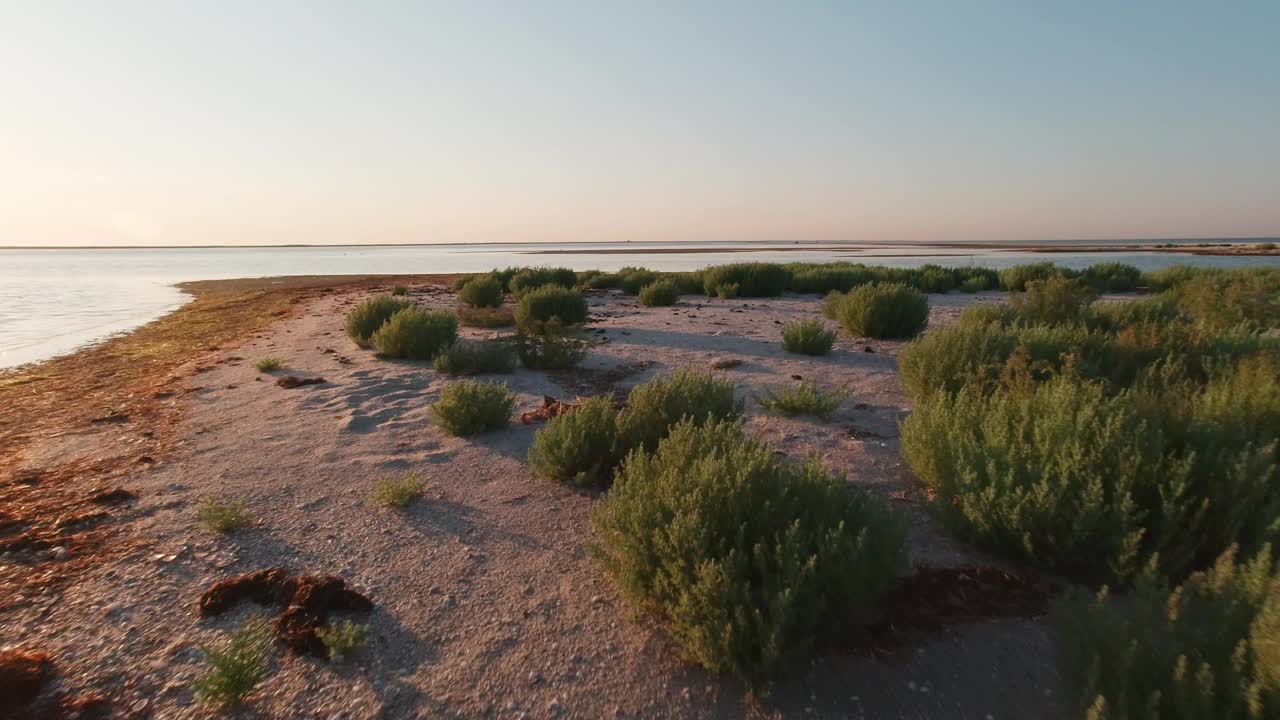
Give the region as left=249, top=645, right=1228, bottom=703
left=457, top=274, right=504, bottom=308
left=457, top=305, right=515, bottom=328
left=513, top=330, right=588, bottom=370
left=390, top=285, right=409, bottom=296
left=1053, top=545, right=1280, bottom=719
left=344, top=295, right=414, bottom=348
left=758, top=380, right=849, bottom=419
left=592, top=418, right=906, bottom=684
left=192, top=616, right=273, bottom=708
left=615, top=368, right=741, bottom=454
left=514, top=286, right=589, bottom=334
left=430, top=380, right=516, bottom=436
left=638, top=280, right=680, bottom=307
left=827, top=282, right=929, bottom=339
left=315, top=620, right=370, bottom=662
left=253, top=356, right=284, bottom=372
left=714, top=283, right=739, bottom=299
left=371, top=307, right=458, bottom=360
left=781, top=319, right=836, bottom=355
left=369, top=474, right=422, bottom=508
left=433, top=341, right=516, bottom=375
left=528, top=396, right=619, bottom=488
left=198, top=498, right=254, bottom=533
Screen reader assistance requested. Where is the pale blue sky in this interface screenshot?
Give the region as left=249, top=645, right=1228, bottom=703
left=1, top=1, right=1277, bottom=246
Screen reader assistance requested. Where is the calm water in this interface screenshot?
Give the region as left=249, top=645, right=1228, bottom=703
left=2, top=241, right=1278, bottom=369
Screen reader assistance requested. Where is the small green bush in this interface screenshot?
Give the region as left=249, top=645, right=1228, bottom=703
left=192, top=616, right=273, bottom=708
left=619, top=268, right=660, bottom=295
left=514, top=325, right=588, bottom=369
left=1080, top=262, right=1142, bottom=292
left=528, top=396, right=619, bottom=488
left=781, top=319, right=836, bottom=355
left=592, top=418, right=906, bottom=683
left=315, top=620, right=369, bottom=662
left=253, top=356, right=284, bottom=372
left=700, top=263, right=790, bottom=297
left=638, top=280, right=680, bottom=307
left=828, top=282, right=929, bottom=339
left=912, top=264, right=957, bottom=293
left=959, top=276, right=991, bottom=292
left=1053, top=546, right=1280, bottom=719
left=514, top=286, right=589, bottom=334
left=345, top=295, right=414, bottom=348
left=433, top=341, right=516, bottom=375
left=372, top=307, right=459, bottom=360
left=715, top=283, right=740, bottom=299
left=509, top=267, right=577, bottom=297
left=585, top=272, right=621, bottom=289
left=457, top=274, right=504, bottom=308
left=198, top=498, right=253, bottom=533
left=758, top=381, right=848, bottom=419
left=954, top=267, right=1000, bottom=292
left=616, top=368, right=740, bottom=453
left=430, top=380, right=515, bottom=436
left=391, top=285, right=409, bottom=296
left=369, top=473, right=422, bottom=508
left=1257, top=242, right=1276, bottom=251
left=457, top=305, right=515, bottom=328
left=1010, top=276, right=1099, bottom=325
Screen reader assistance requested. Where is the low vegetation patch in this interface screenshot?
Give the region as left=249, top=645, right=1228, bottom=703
left=528, top=396, right=619, bottom=488
left=371, top=307, right=459, bottom=360
left=433, top=340, right=516, bottom=375
left=514, top=286, right=589, bottom=334
left=513, top=328, right=588, bottom=369
left=198, top=498, right=254, bottom=533
left=509, top=266, right=577, bottom=297
left=758, top=380, right=848, bottom=419
left=638, top=279, right=680, bottom=307
left=192, top=616, right=274, bottom=708
left=253, top=356, right=284, bottom=372
left=616, top=368, right=741, bottom=453
left=592, top=418, right=906, bottom=684
left=456, top=305, right=515, bottom=328
left=714, top=282, right=739, bottom=299
left=1079, top=262, right=1141, bottom=292
left=431, top=380, right=516, bottom=436
left=827, top=282, right=929, bottom=339
left=700, top=262, right=789, bottom=297
left=344, top=295, right=414, bottom=348
left=781, top=319, right=836, bottom=355
left=619, top=268, right=660, bottom=295
left=1053, top=546, right=1280, bottom=719
left=1009, top=276, right=1099, bottom=325
left=999, top=262, right=1076, bottom=291
left=369, top=474, right=422, bottom=508
left=457, top=274, right=504, bottom=308
left=314, top=620, right=369, bottom=662
left=390, top=285, right=409, bottom=296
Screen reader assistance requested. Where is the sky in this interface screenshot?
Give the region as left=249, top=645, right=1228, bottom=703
left=1, top=1, right=1277, bottom=247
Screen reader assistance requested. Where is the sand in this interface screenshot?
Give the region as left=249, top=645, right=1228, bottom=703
left=1, top=284, right=1067, bottom=719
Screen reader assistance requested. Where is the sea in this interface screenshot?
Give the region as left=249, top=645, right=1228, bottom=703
left=2, top=240, right=1278, bottom=370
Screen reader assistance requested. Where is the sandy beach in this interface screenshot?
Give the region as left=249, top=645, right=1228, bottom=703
left=0, top=277, right=1070, bottom=719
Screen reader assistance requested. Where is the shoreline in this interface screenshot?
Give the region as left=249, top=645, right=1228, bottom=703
left=526, top=241, right=1280, bottom=256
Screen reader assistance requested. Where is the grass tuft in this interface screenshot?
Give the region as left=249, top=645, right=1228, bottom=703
left=192, top=616, right=274, bottom=708
left=369, top=474, right=422, bottom=508
left=781, top=319, right=836, bottom=355
left=315, top=620, right=370, bottom=662
left=758, top=380, right=849, bottom=419
left=198, top=498, right=254, bottom=533
left=253, top=356, right=284, bottom=372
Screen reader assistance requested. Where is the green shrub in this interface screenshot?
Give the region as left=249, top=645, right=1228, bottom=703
left=369, top=473, right=422, bottom=508
left=714, top=283, right=740, bottom=299
left=513, top=322, right=589, bottom=369
left=528, top=396, right=619, bottom=488
left=912, top=264, right=957, bottom=293
left=509, top=267, right=577, bottom=296
left=1142, top=265, right=1210, bottom=291
left=700, top=263, right=790, bottom=297
left=960, top=276, right=990, bottom=292
left=192, top=616, right=273, bottom=708
left=391, top=285, right=409, bottom=296
left=575, top=270, right=603, bottom=287
left=638, top=280, right=680, bottom=307
left=345, top=295, right=414, bottom=348
left=1053, top=546, right=1280, bottom=719
left=592, top=418, right=906, bottom=683
left=1258, top=241, right=1277, bottom=251
left=514, top=286, right=589, bottom=334
left=1080, top=262, right=1142, bottom=292
left=616, top=368, right=741, bottom=453
left=433, top=341, right=516, bottom=375
left=585, top=272, right=621, bottom=289
left=198, top=498, right=253, bottom=533
left=954, top=267, right=999, bottom=292
left=450, top=275, right=477, bottom=292
left=1167, top=271, right=1280, bottom=331
left=314, top=620, right=369, bottom=662
left=457, top=305, right=515, bottom=328
left=253, top=356, right=284, bottom=372
left=1010, top=276, right=1099, bottom=325
left=430, top=380, right=515, bottom=436
left=999, top=262, right=1076, bottom=291
left=781, top=319, right=836, bottom=355
left=828, top=282, right=929, bottom=339
left=457, top=274, right=503, bottom=308
left=758, top=381, right=848, bottom=419
left=619, top=268, right=660, bottom=295
left=664, top=271, right=705, bottom=295
left=372, top=307, right=459, bottom=360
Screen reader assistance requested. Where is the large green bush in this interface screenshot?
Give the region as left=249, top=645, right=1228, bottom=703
left=619, top=268, right=660, bottom=295
left=527, top=396, right=619, bottom=488
left=616, top=368, right=741, bottom=453
left=1080, top=262, right=1142, bottom=292
left=514, top=286, right=589, bottom=334
left=457, top=274, right=504, bottom=308
left=828, top=282, right=929, bottom=339
left=638, top=279, right=680, bottom=307
left=371, top=307, right=458, bottom=360
left=781, top=319, right=836, bottom=355
left=592, top=418, right=906, bottom=683
left=1053, top=546, right=1280, bottom=719
left=700, top=263, right=790, bottom=297
left=432, top=340, right=516, bottom=374
left=430, top=380, right=515, bottom=436
left=508, top=267, right=577, bottom=297
left=345, top=295, right=414, bottom=348
left=1010, top=276, right=1100, bottom=325
left=1167, top=271, right=1280, bottom=331
left=999, top=262, right=1077, bottom=291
